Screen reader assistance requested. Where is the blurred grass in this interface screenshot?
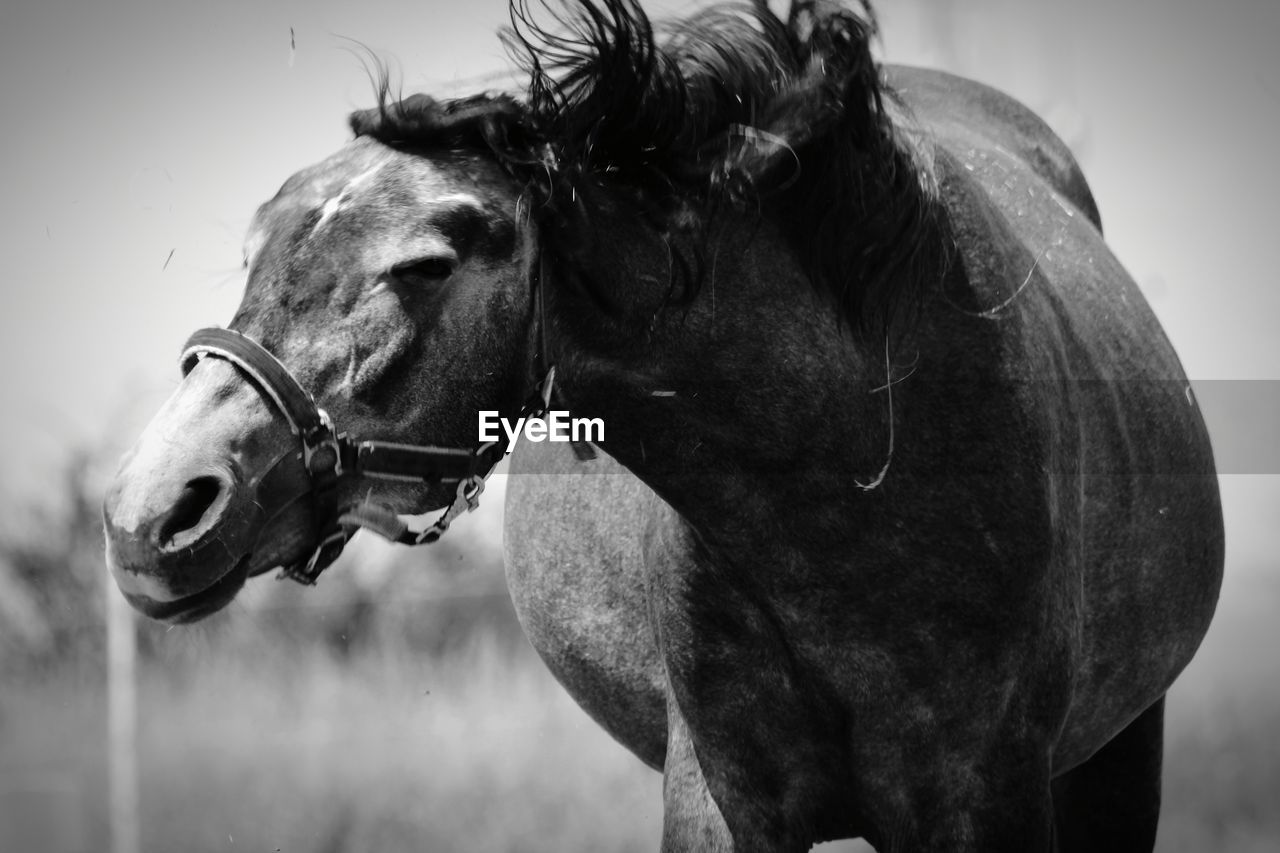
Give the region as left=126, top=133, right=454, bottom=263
left=1157, top=567, right=1280, bottom=853
left=3, top=568, right=1277, bottom=853
left=1, top=462, right=1276, bottom=851
left=1, top=638, right=663, bottom=852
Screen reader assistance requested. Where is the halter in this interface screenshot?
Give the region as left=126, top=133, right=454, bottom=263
left=178, top=268, right=559, bottom=585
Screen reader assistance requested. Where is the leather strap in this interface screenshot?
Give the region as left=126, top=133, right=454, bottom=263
left=176, top=251, right=578, bottom=584
left=182, top=328, right=326, bottom=441
left=180, top=327, right=508, bottom=584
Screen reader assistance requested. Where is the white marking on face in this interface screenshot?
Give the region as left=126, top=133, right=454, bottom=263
left=311, top=163, right=386, bottom=235
left=243, top=228, right=266, bottom=270
left=429, top=192, right=483, bottom=206
left=314, top=194, right=343, bottom=230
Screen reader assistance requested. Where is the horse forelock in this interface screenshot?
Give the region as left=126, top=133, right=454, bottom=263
left=349, top=0, right=944, bottom=342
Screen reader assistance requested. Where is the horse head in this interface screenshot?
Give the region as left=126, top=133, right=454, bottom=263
left=103, top=122, right=538, bottom=622
left=101, top=0, right=914, bottom=622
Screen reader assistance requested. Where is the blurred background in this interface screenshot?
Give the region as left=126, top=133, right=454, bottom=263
left=1, top=0, right=1277, bottom=850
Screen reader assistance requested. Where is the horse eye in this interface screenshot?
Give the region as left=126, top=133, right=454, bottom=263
left=390, top=256, right=456, bottom=285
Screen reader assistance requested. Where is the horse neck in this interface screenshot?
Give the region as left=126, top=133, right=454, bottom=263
left=547, top=211, right=912, bottom=557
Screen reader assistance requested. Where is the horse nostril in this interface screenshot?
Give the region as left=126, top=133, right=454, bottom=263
left=156, top=476, right=225, bottom=547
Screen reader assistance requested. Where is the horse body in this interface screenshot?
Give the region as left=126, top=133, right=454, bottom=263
left=102, top=3, right=1223, bottom=850
left=503, top=64, right=1222, bottom=848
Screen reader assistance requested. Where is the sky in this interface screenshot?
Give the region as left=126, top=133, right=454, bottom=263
left=2, top=0, right=1279, bottom=565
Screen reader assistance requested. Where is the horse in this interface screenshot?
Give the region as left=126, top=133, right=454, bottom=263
left=102, top=1, right=1224, bottom=850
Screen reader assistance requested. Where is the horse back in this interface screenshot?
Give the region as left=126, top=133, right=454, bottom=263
left=884, top=65, right=1103, bottom=232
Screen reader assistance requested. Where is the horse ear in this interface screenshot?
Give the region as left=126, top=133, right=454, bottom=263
left=348, top=94, right=444, bottom=142
left=787, top=0, right=878, bottom=46
left=348, top=105, right=388, bottom=138
left=348, top=94, right=538, bottom=164
left=717, top=3, right=881, bottom=198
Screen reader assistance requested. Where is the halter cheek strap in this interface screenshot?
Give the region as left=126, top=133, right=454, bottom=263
left=180, top=327, right=538, bottom=585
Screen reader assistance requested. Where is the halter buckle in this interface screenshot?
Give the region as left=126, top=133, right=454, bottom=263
left=280, top=527, right=348, bottom=586
left=301, top=408, right=342, bottom=478
left=462, top=473, right=486, bottom=511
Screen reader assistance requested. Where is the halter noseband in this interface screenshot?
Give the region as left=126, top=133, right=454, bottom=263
left=179, top=327, right=551, bottom=585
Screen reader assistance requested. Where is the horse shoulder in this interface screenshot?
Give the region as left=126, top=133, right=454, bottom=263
left=503, top=440, right=671, bottom=768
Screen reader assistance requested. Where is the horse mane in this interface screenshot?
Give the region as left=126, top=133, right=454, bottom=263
left=349, top=0, right=943, bottom=340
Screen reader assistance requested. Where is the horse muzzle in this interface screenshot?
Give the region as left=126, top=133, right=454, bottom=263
left=103, top=326, right=532, bottom=622
left=102, top=356, right=314, bottom=622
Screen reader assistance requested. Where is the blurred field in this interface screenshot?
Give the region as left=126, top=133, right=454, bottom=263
left=1159, top=566, right=1280, bottom=853
left=1, top=636, right=664, bottom=852
left=0, top=571, right=1275, bottom=852
left=2, top=468, right=1278, bottom=851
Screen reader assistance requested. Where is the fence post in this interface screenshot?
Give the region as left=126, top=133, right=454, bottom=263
left=106, top=577, right=140, bottom=853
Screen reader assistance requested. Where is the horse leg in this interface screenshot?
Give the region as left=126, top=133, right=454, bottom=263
left=659, top=698, right=815, bottom=853
left=661, top=704, right=735, bottom=852
left=964, top=766, right=1057, bottom=853
left=1050, top=697, right=1165, bottom=853
left=906, top=757, right=1056, bottom=853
